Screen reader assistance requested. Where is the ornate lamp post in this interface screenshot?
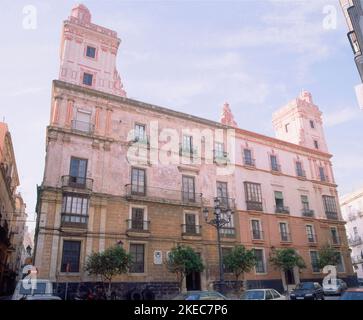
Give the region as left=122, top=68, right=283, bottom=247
left=203, top=197, right=233, bottom=293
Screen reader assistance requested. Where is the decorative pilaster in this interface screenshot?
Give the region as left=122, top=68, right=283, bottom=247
left=51, top=96, right=63, bottom=125
left=105, top=107, right=113, bottom=136
left=65, top=98, right=74, bottom=128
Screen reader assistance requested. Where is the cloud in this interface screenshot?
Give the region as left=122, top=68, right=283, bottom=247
left=324, top=107, right=359, bottom=127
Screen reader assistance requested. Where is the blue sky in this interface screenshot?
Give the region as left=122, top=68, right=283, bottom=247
left=1, top=0, right=363, bottom=230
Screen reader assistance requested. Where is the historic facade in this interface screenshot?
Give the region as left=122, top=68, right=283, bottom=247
left=340, top=188, right=363, bottom=278
left=0, top=122, right=26, bottom=295
left=34, top=4, right=355, bottom=299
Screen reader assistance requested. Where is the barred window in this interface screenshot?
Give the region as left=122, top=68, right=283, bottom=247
left=310, top=251, right=320, bottom=273
left=130, top=244, right=145, bottom=273
left=323, top=196, right=337, bottom=213
left=61, top=241, right=81, bottom=273
left=254, top=249, right=266, bottom=273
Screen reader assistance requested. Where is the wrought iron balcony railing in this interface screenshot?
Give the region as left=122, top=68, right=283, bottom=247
left=251, top=229, right=264, bottom=241
left=326, top=211, right=338, bottom=220
left=128, top=134, right=150, bottom=146
left=216, top=196, right=236, bottom=211
left=61, top=175, right=93, bottom=191
left=243, top=157, right=256, bottom=167
left=125, top=184, right=203, bottom=207
left=275, top=206, right=290, bottom=214
left=307, top=233, right=318, bottom=244
left=271, top=164, right=281, bottom=172
left=280, top=232, right=292, bottom=242
left=213, top=150, right=230, bottom=164
left=182, top=224, right=201, bottom=236
left=61, top=213, right=88, bottom=228
left=296, top=169, right=306, bottom=178
left=246, top=201, right=263, bottom=212
left=302, top=208, right=315, bottom=217
left=71, top=120, right=94, bottom=134
left=220, top=227, right=236, bottom=238
left=348, top=236, right=362, bottom=247
left=179, top=144, right=198, bottom=157
left=126, top=219, right=150, bottom=232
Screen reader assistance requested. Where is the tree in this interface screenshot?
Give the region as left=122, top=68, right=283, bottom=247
left=85, top=245, right=132, bottom=297
left=269, top=248, right=306, bottom=291
left=317, top=245, right=341, bottom=269
left=166, top=245, right=204, bottom=292
left=223, top=245, right=256, bottom=282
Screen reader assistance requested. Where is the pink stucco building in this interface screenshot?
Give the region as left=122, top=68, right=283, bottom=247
left=34, top=4, right=355, bottom=299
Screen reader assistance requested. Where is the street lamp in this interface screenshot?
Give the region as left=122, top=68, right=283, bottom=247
left=203, top=197, right=233, bottom=293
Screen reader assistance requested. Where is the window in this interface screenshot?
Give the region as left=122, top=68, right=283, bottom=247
left=314, top=140, right=319, bottom=149
left=330, top=227, right=340, bottom=245
left=274, top=191, right=285, bottom=212
left=279, top=222, right=290, bottom=241
left=69, top=157, right=87, bottom=186
left=265, top=290, right=273, bottom=300
left=301, top=195, right=309, bottom=211
left=336, top=253, right=345, bottom=273
left=251, top=219, right=262, bottom=240
left=86, top=46, right=96, bottom=58
left=216, top=181, right=229, bottom=207
left=134, top=124, right=146, bottom=142
left=131, top=168, right=146, bottom=195
left=319, top=167, right=326, bottom=182
left=306, top=225, right=316, bottom=243
left=182, top=176, right=195, bottom=202
left=61, top=241, right=81, bottom=272
left=214, top=142, right=224, bottom=158
left=83, top=73, right=93, bottom=86
left=310, top=251, right=320, bottom=272
left=323, top=196, right=338, bottom=218
left=285, top=123, right=289, bottom=133
left=129, top=244, right=145, bottom=273
left=270, top=155, right=280, bottom=171
left=184, top=213, right=197, bottom=234
left=220, top=212, right=235, bottom=236
left=73, top=109, right=92, bottom=133
left=296, top=161, right=305, bottom=177
left=130, top=208, right=145, bottom=230
left=244, top=182, right=263, bottom=211
left=254, top=249, right=266, bottom=273
left=61, top=195, right=89, bottom=224
left=243, top=149, right=254, bottom=166
left=222, top=247, right=233, bottom=273
left=310, top=120, right=315, bottom=129
left=182, top=135, right=193, bottom=153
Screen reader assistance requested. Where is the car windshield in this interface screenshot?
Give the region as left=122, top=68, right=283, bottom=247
left=295, top=283, right=314, bottom=290
left=341, top=292, right=363, bottom=300
left=242, top=290, right=265, bottom=300
left=19, top=282, right=48, bottom=295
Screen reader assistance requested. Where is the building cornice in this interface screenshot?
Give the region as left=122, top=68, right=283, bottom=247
left=53, top=80, right=333, bottom=160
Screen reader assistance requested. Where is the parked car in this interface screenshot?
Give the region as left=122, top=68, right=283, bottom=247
left=340, top=288, right=363, bottom=300
left=240, top=289, right=286, bottom=300
left=289, top=282, right=325, bottom=300
left=12, top=279, right=61, bottom=300
left=323, top=279, right=347, bottom=295
left=173, top=291, right=228, bottom=300
left=358, top=278, right=363, bottom=287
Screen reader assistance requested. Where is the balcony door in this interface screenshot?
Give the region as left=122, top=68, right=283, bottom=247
left=69, top=157, right=87, bottom=186
left=217, top=182, right=228, bottom=208
left=131, top=168, right=146, bottom=195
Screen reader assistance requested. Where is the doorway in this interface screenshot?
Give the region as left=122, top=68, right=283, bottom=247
left=186, top=271, right=201, bottom=291
left=285, top=269, right=295, bottom=285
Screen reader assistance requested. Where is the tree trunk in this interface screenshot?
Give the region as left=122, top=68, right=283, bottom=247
left=108, top=280, right=112, bottom=300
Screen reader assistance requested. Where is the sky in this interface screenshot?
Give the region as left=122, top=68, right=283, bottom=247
left=1, top=0, right=363, bottom=231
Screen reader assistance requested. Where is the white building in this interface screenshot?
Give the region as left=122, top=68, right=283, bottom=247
left=340, top=188, right=363, bottom=278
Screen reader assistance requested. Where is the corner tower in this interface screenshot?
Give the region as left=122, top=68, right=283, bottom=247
left=272, top=90, right=328, bottom=153
left=59, top=4, right=126, bottom=96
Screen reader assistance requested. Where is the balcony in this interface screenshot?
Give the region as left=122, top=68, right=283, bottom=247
left=220, top=227, right=236, bottom=238
left=246, top=201, right=263, bottom=212
left=126, top=219, right=150, bottom=237
left=71, top=120, right=94, bottom=134
left=243, top=157, right=256, bottom=167
left=330, top=236, right=341, bottom=246
left=251, top=229, right=264, bottom=241
left=128, top=134, right=150, bottom=147
left=61, top=176, right=93, bottom=191
left=271, top=164, right=281, bottom=173
left=213, top=150, right=230, bottom=165
left=216, top=196, right=236, bottom=211
left=352, top=255, right=363, bottom=264
left=326, top=211, right=338, bottom=220
left=307, top=234, right=318, bottom=245
left=179, top=145, right=198, bottom=158
left=182, top=224, right=201, bottom=236
left=125, top=184, right=203, bottom=207
left=302, top=208, right=315, bottom=218
left=348, top=236, right=363, bottom=247
left=296, top=169, right=306, bottom=178
left=61, top=213, right=88, bottom=229
left=275, top=206, right=290, bottom=214
left=280, top=232, right=292, bottom=243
